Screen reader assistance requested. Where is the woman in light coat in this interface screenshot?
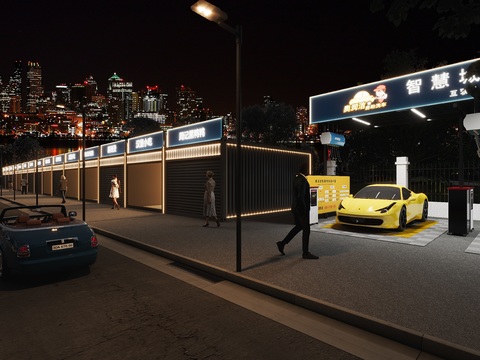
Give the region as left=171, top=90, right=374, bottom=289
left=203, top=170, right=220, bottom=227
left=109, top=175, right=120, bottom=210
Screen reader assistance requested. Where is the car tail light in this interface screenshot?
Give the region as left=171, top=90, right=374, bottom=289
left=91, top=235, right=98, bottom=248
left=17, top=244, right=31, bottom=258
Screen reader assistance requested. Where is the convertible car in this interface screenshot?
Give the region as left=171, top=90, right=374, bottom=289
left=0, top=205, right=98, bottom=279
left=336, top=184, right=428, bottom=231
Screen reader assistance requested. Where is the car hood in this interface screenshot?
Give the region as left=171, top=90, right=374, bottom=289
left=340, top=198, right=398, bottom=213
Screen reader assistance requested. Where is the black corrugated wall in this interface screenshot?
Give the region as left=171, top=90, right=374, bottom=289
left=226, top=145, right=310, bottom=217
left=100, top=166, right=124, bottom=206
left=165, top=142, right=310, bottom=219
left=166, top=157, right=223, bottom=219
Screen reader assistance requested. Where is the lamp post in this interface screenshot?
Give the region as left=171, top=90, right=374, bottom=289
left=82, top=100, right=87, bottom=221
left=191, top=0, right=243, bottom=272
left=0, top=145, right=3, bottom=197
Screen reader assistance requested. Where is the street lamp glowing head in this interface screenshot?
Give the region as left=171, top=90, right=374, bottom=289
left=191, top=0, right=228, bottom=23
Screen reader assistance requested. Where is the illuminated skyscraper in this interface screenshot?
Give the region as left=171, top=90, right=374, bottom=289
left=107, top=72, right=133, bottom=124
left=176, top=84, right=202, bottom=123
left=55, top=84, right=71, bottom=106
left=84, top=75, right=98, bottom=102
left=143, top=85, right=169, bottom=114
left=26, top=61, right=43, bottom=113
left=4, top=61, right=23, bottom=113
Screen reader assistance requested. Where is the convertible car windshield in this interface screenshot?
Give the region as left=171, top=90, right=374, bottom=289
left=354, top=186, right=401, bottom=200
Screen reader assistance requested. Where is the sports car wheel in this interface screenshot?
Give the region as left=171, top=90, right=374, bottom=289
left=421, top=200, right=428, bottom=221
left=398, top=207, right=407, bottom=231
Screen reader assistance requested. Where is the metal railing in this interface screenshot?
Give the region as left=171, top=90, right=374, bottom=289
left=340, top=160, right=480, bottom=203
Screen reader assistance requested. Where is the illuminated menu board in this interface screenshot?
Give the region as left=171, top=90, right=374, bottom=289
left=307, top=176, right=350, bottom=215
left=310, top=58, right=480, bottom=124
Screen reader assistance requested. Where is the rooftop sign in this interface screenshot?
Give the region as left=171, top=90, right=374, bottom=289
left=128, top=131, right=164, bottom=154
left=166, top=117, right=223, bottom=148
left=66, top=151, right=79, bottom=163
left=100, top=140, right=126, bottom=158
left=84, top=146, right=99, bottom=160
left=310, top=58, right=480, bottom=124
left=54, top=155, right=64, bottom=164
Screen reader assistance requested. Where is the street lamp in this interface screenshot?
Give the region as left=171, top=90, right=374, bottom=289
left=82, top=100, right=87, bottom=221
left=191, top=0, right=243, bottom=272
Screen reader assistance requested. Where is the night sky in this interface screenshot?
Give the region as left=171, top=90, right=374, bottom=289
left=1, top=0, right=478, bottom=115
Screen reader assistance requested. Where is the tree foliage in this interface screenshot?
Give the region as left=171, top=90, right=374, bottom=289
left=5, top=137, right=43, bottom=164
left=242, top=103, right=296, bottom=145
left=381, top=49, right=428, bottom=79
left=370, top=0, right=480, bottom=39
left=127, top=117, right=160, bottom=137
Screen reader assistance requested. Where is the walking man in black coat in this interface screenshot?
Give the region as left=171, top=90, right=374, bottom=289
left=276, top=163, right=318, bottom=259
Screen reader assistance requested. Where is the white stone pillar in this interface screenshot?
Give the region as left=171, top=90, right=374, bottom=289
left=326, top=160, right=337, bottom=175
left=395, top=156, right=409, bottom=187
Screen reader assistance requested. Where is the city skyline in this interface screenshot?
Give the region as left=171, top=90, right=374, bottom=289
left=1, top=0, right=479, bottom=115
left=0, top=62, right=230, bottom=116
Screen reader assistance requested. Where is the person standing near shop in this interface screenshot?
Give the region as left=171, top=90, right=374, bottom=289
left=109, top=175, right=120, bottom=210
left=21, top=177, right=28, bottom=194
left=276, top=163, right=318, bottom=259
left=203, top=170, right=220, bottom=227
left=58, top=174, right=68, bottom=203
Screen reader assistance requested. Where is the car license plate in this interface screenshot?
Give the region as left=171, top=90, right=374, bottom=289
left=52, top=243, right=74, bottom=251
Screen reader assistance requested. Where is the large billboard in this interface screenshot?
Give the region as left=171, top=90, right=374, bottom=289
left=310, top=58, right=480, bottom=124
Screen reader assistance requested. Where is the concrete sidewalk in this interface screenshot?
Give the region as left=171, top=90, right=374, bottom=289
left=2, top=192, right=480, bottom=360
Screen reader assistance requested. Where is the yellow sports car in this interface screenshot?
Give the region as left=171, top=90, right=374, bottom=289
left=336, top=184, right=428, bottom=231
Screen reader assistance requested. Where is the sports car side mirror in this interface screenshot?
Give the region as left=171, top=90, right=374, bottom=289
left=68, top=211, right=77, bottom=218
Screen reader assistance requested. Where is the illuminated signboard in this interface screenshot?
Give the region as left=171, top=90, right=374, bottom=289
left=66, top=151, right=79, bottom=163
left=28, top=161, right=35, bottom=169
left=307, top=176, right=350, bottom=215
left=100, top=140, right=126, bottom=158
left=37, top=159, right=42, bottom=167
left=84, top=146, right=99, bottom=160
left=54, top=155, right=64, bottom=164
left=167, top=117, right=223, bottom=148
left=44, top=157, right=52, bottom=166
left=128, top=131, right=164, bottom=154
left=310, top=58, right=480, bottom=124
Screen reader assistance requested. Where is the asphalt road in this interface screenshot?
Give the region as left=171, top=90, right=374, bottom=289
left=0, top=237, right=359, bottom=360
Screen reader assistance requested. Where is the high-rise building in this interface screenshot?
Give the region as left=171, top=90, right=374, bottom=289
left=5, top=61, right=23, bottom=112
left=26, top=61, right=43, bottom=113
left=70, top=83, right=86, bottom=110
left=54, top=84, right=71, bottom=106
left=107, top=73, right=133, bottom=125
left=263, top=95, right=276, bottom=106
left=0, top=91, right=9, bottom=113
left=176, top=84, right=200, bottom=123
left=84, top=75, right=98, bottom=102
left=131, top=91, right=142, bottom=113
left=143, top=85, right=169, bottom=114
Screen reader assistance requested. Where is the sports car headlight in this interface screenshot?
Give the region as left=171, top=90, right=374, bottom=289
left=376, top=202, right=396, bottom=213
